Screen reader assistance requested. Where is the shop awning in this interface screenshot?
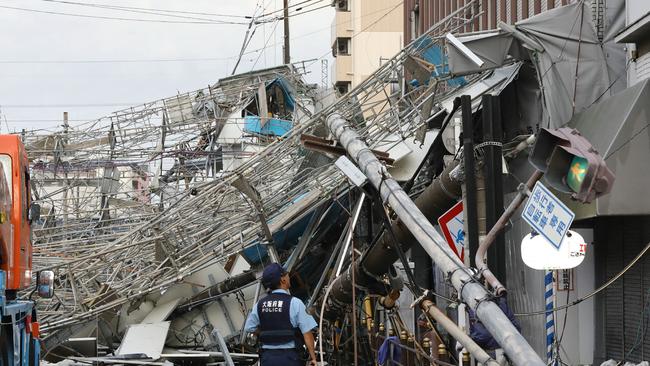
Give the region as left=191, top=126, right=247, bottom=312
left=565, top=78, right=650, bottom=218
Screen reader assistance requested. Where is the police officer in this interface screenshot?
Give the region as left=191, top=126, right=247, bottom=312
left=244, top=263, right=318, bottom=365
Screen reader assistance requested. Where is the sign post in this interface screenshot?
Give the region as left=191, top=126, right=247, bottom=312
left=545, top=270, right=556, bottom=365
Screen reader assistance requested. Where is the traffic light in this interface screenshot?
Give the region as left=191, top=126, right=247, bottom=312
left=529, top=127, right=615, bottom=204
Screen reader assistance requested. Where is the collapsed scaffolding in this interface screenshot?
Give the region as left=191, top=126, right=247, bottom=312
left=22, top=1, right=546, bottom=364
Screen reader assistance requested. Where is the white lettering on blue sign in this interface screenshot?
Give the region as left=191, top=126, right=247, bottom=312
left=522, top=182, right=575, bottom=250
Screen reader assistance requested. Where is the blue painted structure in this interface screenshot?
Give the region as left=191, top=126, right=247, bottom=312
left=0, top=270, right=39, bottom=366
left=413, top=37, right=467, bottom=88
left=241, top=195, right=347, bottom=265
left=241, top=211, right=313, bottom=264
left=243, top=117, right=293, bottom=137
left=243, top=77, right=296, bottom=137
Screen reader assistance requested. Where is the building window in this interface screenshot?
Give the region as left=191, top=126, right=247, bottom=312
left=336, top=37, right=351, bottom=56
left=335, top=81, right=351, bottom=95
left=334, top=0, right=349, bottom=12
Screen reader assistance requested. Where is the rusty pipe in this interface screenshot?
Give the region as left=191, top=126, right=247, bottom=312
left=363, top=296, right=373, bottom=333
left=475, top=170, right=543, bottom=295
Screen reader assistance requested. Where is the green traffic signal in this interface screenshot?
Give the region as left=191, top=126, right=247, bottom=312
left=530, top=127, right=615, bottom=203
left=567, top=155, right=588, bottom=193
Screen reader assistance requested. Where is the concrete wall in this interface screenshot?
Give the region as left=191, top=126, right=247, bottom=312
left=350, top=32, right=402, bottom=86
left=331, top=0, right=403, bottom=89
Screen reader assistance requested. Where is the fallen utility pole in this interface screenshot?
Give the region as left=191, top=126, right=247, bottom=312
left=283, top=0, right=290, bottom=64
left=324, top=113, right=544, bottom=366
left=420, top=298, right=497, bottom=365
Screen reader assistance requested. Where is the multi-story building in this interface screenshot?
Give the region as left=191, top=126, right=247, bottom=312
left=331, top=0, right=404, bottom=95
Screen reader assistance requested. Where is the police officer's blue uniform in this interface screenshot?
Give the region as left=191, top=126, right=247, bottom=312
left=244, top=264, right=317, bottom=366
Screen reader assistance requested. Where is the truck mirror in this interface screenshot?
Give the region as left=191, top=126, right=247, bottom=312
left=37, top=270, right=55, bottom=298
left=29, top=203, right=41, bottom=223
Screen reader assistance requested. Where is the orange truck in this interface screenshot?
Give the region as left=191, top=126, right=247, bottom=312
left=0, top=134, right=53, bottom=366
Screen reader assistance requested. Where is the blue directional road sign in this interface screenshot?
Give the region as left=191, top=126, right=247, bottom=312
left=522, top=182, right=575, bottom=250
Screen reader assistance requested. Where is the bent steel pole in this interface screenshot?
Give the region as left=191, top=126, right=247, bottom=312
left=420, top=299, right=498, bottom=366
left=325, top=113, right=544, bottom=366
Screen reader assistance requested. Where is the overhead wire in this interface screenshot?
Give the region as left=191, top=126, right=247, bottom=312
left=516, top=240, right=650, bottom=316
left=0, top=56, right=244, bottom=64
left=251, top=19, right=281, bottom=71
left=0, top=3, right=397, bottom=66
left=258, top=0, right=323, bottom=17
left=36, top=0, right=253, bottom=18
left=37, top=0, right=255, bottom=24
left=0, top=4, right=249, bottom=25
left=231, top=2, right=263, bottom=75
left=283, top=3, right=332, bottom=19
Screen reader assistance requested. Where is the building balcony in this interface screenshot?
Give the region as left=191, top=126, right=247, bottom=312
left=333, top=10, right=353, bottom=39
left=334, top=54, right=353, bottom=83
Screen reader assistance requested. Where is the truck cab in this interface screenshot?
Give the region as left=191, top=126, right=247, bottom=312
left=0, top=135, right=33, bottom=294
left=0, top=135, right=40, bottom=366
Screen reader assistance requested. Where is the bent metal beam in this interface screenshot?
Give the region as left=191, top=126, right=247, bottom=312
left=324, top=113, right=544, bottom=366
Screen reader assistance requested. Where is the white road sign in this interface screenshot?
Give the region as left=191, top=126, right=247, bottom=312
left=522, top=182, right=575, bottom=250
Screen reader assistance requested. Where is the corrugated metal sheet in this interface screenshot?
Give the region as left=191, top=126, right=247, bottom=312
left=504, top=179, right=546, bottom=356
left=521, top=0, right=530, bottom=20
left=404, top=0, right=579, bottom=37
left=636, top=52, right=650, bottom=82
left=404, top=0, right=415, bottom=43
left=506, top=0, right=512, bottom=23
left=596, top=216, right=650, bottom=363
left=480, top=0, right=488, bottom=29
left=496, top=0, right=501, bottom=24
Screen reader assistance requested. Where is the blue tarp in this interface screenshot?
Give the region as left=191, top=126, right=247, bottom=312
left=242, top=76, right=296, bottom=136
left=413, top=37, right=467, bottom=88
left=243, top=116, right=292, bottom=137
left=377, top=337, right=401, bottom=365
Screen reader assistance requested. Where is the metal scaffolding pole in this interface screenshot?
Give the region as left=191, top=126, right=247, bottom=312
left=324, top=112, right=544, bottom=366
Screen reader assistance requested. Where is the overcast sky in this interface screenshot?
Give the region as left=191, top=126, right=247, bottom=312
left=0, top=0, right=334, bottom=132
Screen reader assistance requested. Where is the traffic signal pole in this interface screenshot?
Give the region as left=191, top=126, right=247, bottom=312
left=461, top=95, right=480, bottom=267
left=482, top=95, right=506, bottom=285
left=324, top=112, right=545, bottom=366
left=476, top=169, right=544, bottom=294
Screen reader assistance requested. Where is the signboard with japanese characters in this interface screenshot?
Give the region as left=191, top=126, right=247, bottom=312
left=522, top=182, right=575, bottom=250
left=437, top=201, right=465, bottom=261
